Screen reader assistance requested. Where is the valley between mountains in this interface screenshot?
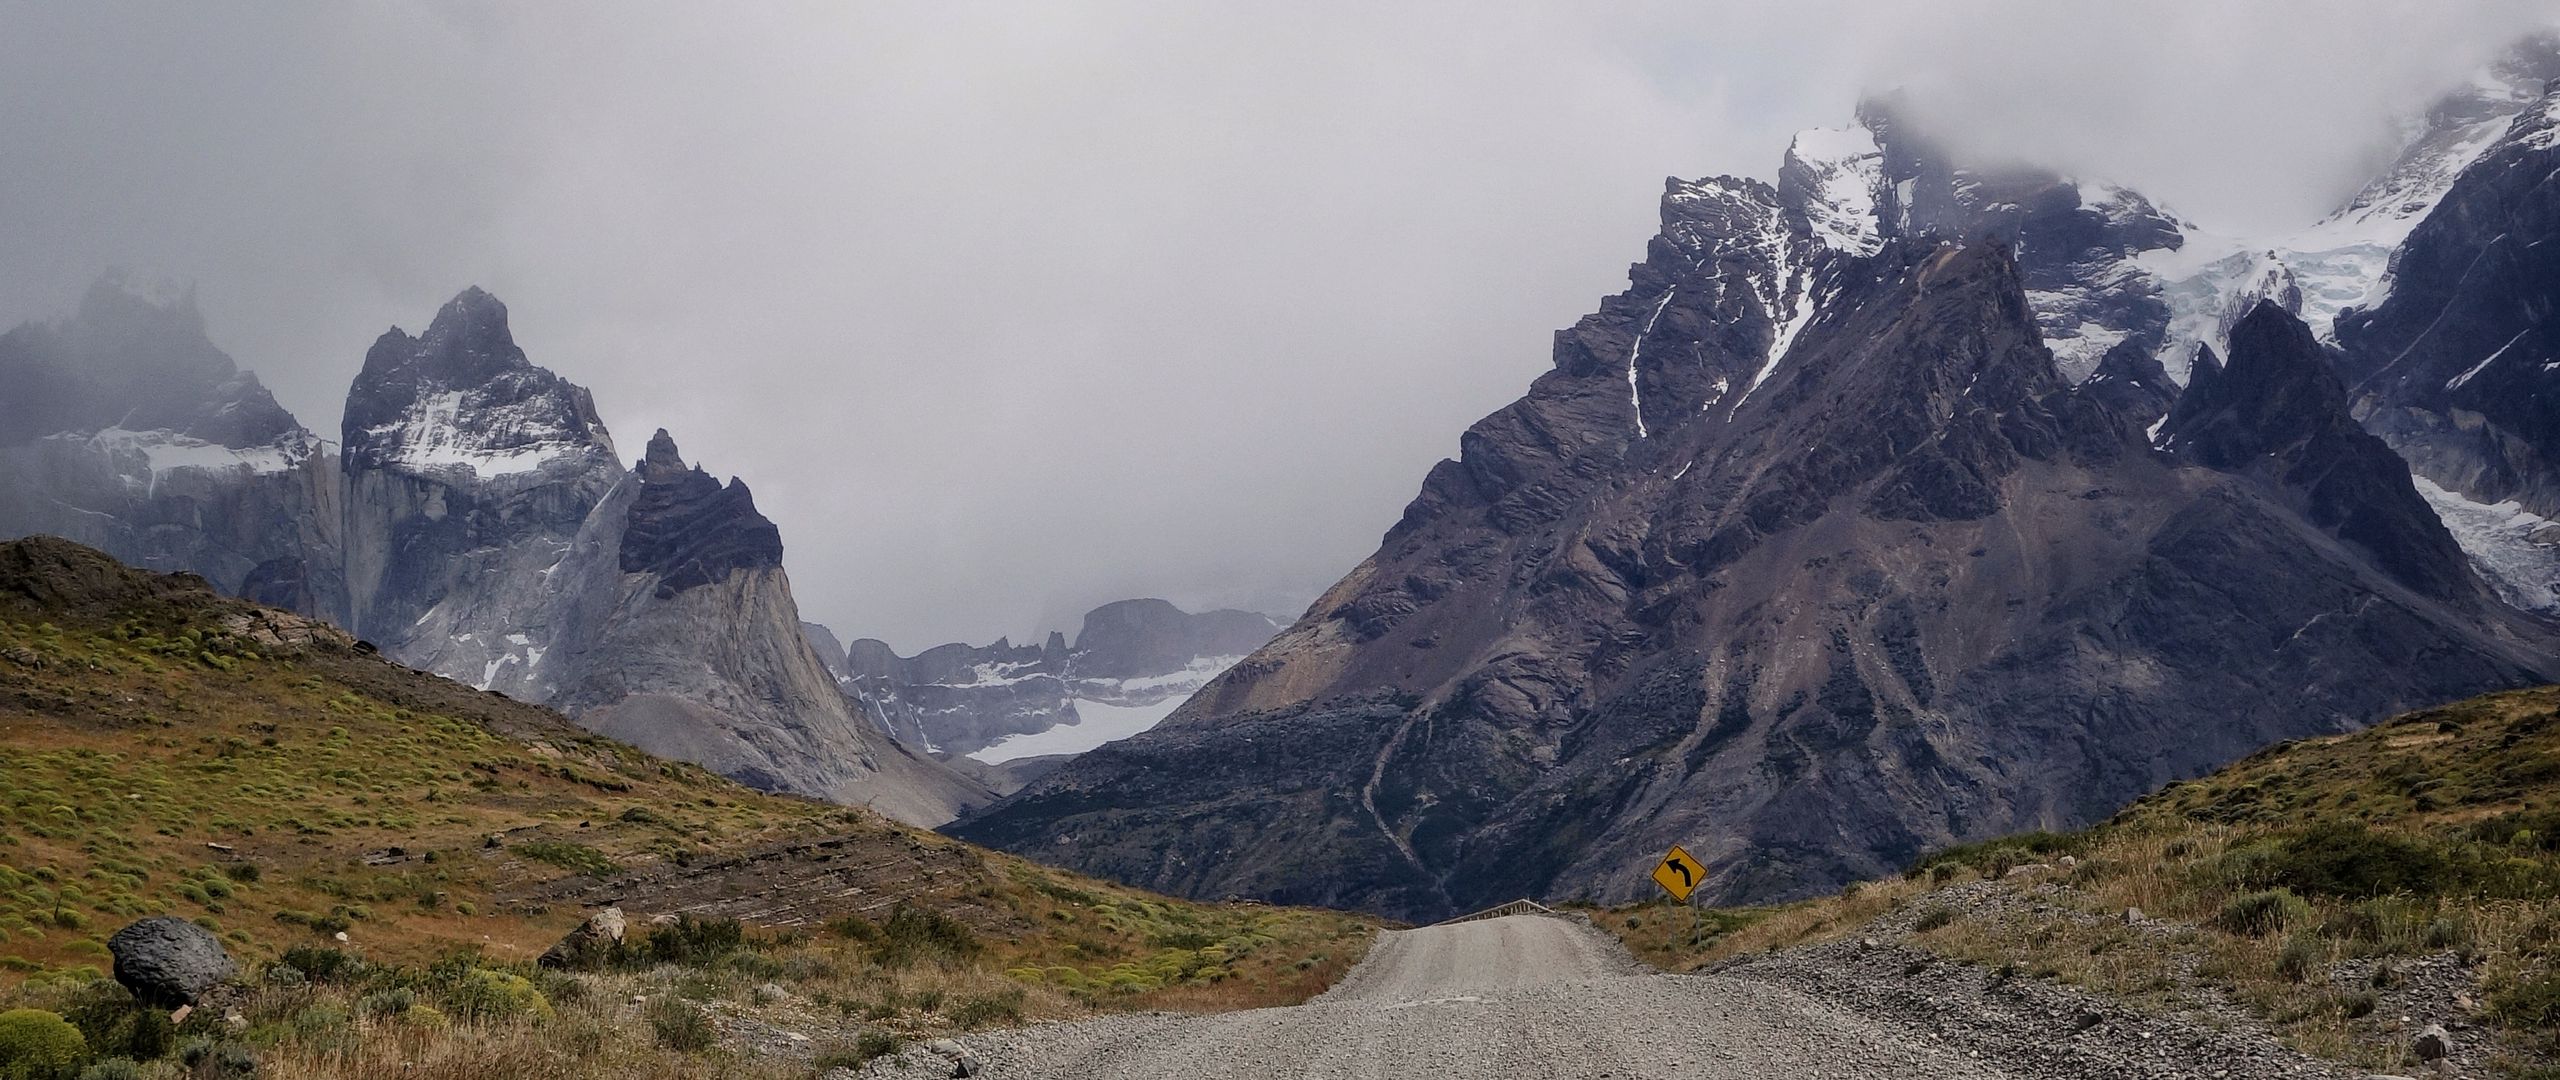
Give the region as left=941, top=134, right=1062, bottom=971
left=8, top=19, right=2560, bottom=1080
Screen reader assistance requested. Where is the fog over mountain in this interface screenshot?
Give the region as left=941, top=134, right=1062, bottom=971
left=1, top=0, right=2551, bottom=650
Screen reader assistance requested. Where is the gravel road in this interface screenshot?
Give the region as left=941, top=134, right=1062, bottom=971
left=865, top=914, right=2148, bottom=1079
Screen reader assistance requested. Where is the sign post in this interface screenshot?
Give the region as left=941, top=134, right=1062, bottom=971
left=1650, top=843, right=1702, bottom=903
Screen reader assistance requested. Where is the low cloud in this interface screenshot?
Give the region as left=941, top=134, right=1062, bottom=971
left=1, top=1, right=2547, bottom=648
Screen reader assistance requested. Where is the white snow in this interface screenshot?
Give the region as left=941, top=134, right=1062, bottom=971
left=964, top=653, right=1249, bottom=764
left=74, top=428, right=307, bottom=496
left=368, top=389, right=584, bottom=478
left=2447, top=329, right=2533, bottom=391
left=966, top=696, right=1190, bottom=764
left=1785, top=123, right=1888, bottom=257
left=2132, top=51, right=2548, bottom=382
left=2413, top=474, right=2560, bottom=615
left=1625, top=289, right=1676, bottom=438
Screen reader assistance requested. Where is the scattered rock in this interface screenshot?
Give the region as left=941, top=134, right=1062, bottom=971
left=2122, top=907, right=2144, bottom=924
left=333, top=931, right=350, bottom=943
left=1, top=646, right=41, bottom=668
left=2005, top=863, right=2053, bottom=877
left=926, top=1037, right=982, bottom=1077
left=107, top=916, right=237, bottom=1007
left=539, top=907, right=628, bottom=969
left=2412, top=1024, right=2451, bottom=1062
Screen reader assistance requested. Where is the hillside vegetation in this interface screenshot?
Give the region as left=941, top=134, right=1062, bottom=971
left=1601, top=685, right=2560, bottom=1077
left=0, top=537, right=1374, bottom=1079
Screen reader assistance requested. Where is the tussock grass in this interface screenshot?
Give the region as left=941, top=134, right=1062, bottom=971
left=0, top=555, right=1378, bottom=1078
left=1595, top=687, right=2560, bottom=1076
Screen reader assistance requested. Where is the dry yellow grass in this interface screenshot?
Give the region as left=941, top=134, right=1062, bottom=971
left=1593, top=687, right=2560, bottom=1077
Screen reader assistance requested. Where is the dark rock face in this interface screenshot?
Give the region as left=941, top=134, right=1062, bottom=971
left=2167, top=304, right=2477, bottom=603
left=108, top=915, right=236, bottom=1007
left=556, top=433, right=993, bottom=825
left=2339, top=81, right=2560, bottom=522
left=1071, top=599, right=1280, bottom=680
left=620, top=430, right=784, bottom=597
left=954, top=136, right=2559, bottom=921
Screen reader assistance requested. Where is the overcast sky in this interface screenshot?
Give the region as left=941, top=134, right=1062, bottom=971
left=2, top=1, right=2552, bottom=651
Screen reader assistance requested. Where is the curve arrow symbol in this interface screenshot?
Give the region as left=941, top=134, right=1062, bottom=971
left=1667, top=857, right=1693, bottom=888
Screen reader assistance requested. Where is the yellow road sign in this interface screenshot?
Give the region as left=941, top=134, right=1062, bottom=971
left=1651, top=844, right=1702, bottom=903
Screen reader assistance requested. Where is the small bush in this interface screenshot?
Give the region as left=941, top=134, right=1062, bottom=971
left=815, top=1030, right=901, bottom=1069
left=447, top=970, right=554, bottom=1024
left=874, top=903, right=981, bottom=970
left=950, top=989, right=1025, bottom=1028
left=355, top=989, right=416, bottom=1018
left=647, top=999, right=716, bottom=1052
left=1912, top=905, right=1958, bottom=933
left=74, top=1061, right=143, bottom=1080
left=60, top=985, right=169, bottom=1063
left=640, top=914, right=747, bottom=967
left=2266, top=823, right=2449, bottom=899
left=277, top=945, right=360, bottom=984
left=0, top=1009, right=86, bottom=1080
left=2491, top=970, right=2560, bottom=1033
left=2215, top=889, right=2313, bottom=937
left=2276, top=933, right=2324, bottom=982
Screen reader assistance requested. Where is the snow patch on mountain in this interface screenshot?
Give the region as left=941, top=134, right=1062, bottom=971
left=2415, top=474, right=2560, bottom=615
left=362, top=389, right=591, bottom=479
left=967, top=653, right=1250, bottom=764
left=1785, top=124, right=1888, bottom=257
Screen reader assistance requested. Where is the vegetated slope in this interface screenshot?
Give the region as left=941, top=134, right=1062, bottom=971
left=0, top=536, right=1373, bottom=1076
left=1607, top=684, right=2560, bottom=1076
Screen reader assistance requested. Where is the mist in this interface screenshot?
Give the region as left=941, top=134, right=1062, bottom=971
left=1, top=0, right=2550, bottom=651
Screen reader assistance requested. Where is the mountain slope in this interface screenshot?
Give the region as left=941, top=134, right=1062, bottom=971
left=954, top=133, right=2560, bottom=921
left=0, top=275, right=344, bottom=618
left=560, top=431, right=989, bottom=823
left=0, top=536, right=1372, bottom=1077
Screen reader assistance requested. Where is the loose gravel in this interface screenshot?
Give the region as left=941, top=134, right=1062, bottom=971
left=851, top=912, right=2374, bottom=1079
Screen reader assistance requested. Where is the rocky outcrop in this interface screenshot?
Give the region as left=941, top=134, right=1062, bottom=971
left=558, top=432, right=991, bottom=824
left=0, top=275, right=344, bottom=619
left=337, top=287, right=630, bottom=703
left=620, top=430, right=784, bottom=597
left=108, top=915, right=236, bottom=1007
left=832, top=600, right=1279, bottom=760
left=953, top=113, right=2560, bottom=921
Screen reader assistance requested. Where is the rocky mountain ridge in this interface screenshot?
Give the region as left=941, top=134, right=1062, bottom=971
left=805, top=598, right=1279, bottom=763
left=952, top=47, right=2560, bottom=919
left=0, top=283, right=986, bottom=824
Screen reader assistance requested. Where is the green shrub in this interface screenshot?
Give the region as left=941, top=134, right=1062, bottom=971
left=1912, top=905, right=1958, bottom=933
left=646, top=999, right=716, bottom=1052
left=950, top=989, right=1025, bottom=1028
left=874, top=903, right=981, bottom=970
left=2276, top=933, right=2325, bottom=982
left=447, top=970, right=554, bottom=1024
left=356, top=989, right=416, bottom=1019
left=640, top=914, right=746, bottom=967
left=73, top=1061, right=142, bottom=1080
left=2215, top=889, right=2314, bottom=937
left=2491, top=970, right=2560, bottom=1034
left=0, top=1009, right=86, bottom=1080
left=2265, top=823, right=2448, bottom=899
left=816, top=1030, right=902, bottom=1070
left=277, top=945, right=361, bottom=984
left=59, top=985, right=169, bottom=1064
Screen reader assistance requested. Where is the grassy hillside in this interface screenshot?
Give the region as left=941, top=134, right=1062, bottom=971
left=0, top=538, right=1374, bottom=1079
left=1599, top=685, right=2560, bottom=1076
